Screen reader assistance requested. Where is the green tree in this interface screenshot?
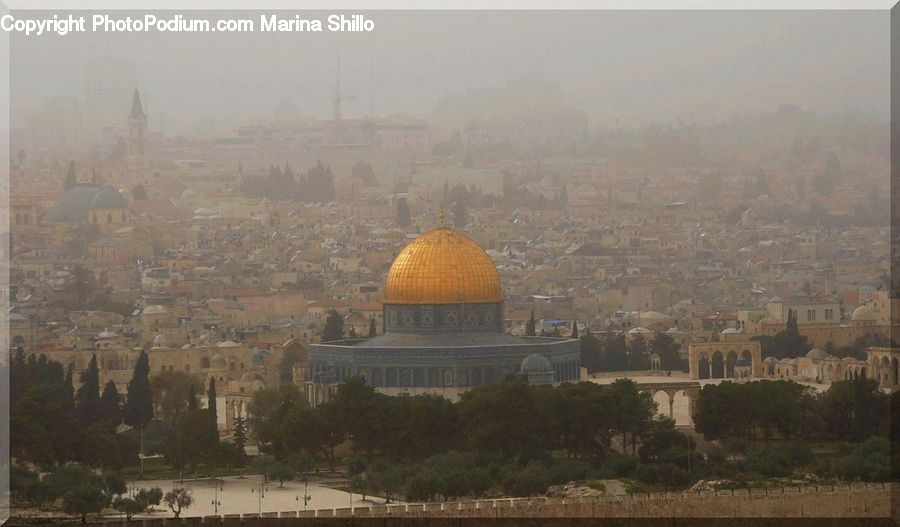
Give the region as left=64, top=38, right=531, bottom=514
left=818, top=377, right=889, bottom=442
left=62, top=484, right=108, bottom=524
left=649, top=333, right=686, bottom=371
left=609, top=379, right=655, bottom=454
left=124, top=351, right=153, bottom=428
left=322, top=309, right=344, bottom=342
left=99, top=380, right=122, bottom=426
left=168, top=409, right=219, bottom=472
left=525, top=310, right=536, bottom=337
left=208, top=378, right=217, bottom=423
left=163, top=487, right=194, bottom=519
left=113, top=496, right=148, bottom=520
left=267, top=461, right=295, bottom=487
left=368, top=316, right=377, bottom=338
left=571, top=320, right=579, bottom=339
left=233, top=415, right=248, bottom=465
left=75, top=355, right=101, bottom=426
left=150, top=371, right=203, bottom=424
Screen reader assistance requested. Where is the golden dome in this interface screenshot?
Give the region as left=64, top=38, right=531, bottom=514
left=385, top=226, right=502, bottom=304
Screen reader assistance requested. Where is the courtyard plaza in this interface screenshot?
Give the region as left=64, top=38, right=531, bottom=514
left=126, top=474, right=391, bottom=519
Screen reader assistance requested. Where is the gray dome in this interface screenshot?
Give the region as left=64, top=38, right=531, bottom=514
left=806, top=348, right=827, bottom=361
left=49, top=185, right=127, bottom=223
left=521, top=353, right=552, bottom=374
left=90, top=187, right=128, bottom=209
left=49, top=185, right=103, bottom=223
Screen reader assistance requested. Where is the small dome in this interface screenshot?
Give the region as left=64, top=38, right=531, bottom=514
left=142, top=305, right=167, bottom=315
left=217, top=340, right=240, bottom=347
left=851, top=305, right=877, bottom=321
left=97, top=328, right=117, bottom=339
left=764, top=356, right=778, bottom=363
left=841, top=356, right=856, bottom=363
left=628, top=326, right=652, bottom=334
left=152, top=334, right=165, bottom=347
left=806, top=348, right=827, bottom=361
left=721, top=327, right=742, bottom=334
left=90, top=187, right=128, bottom=209
left=520, top=353, right=552, bottom=374
left=769, top=296, right=784, bottom=303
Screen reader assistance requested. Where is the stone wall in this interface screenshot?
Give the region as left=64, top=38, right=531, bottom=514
left=124, top=483, right=893, bottom=525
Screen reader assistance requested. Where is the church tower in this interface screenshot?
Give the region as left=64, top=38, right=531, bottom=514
left=128, top=89, right=147, bottom=158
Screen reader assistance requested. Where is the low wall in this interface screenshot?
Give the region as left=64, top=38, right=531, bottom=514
left=107, top=483, right=895, bottom=525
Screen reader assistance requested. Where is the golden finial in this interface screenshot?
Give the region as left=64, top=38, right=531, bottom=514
left=439, top=204, right=446, bottom=227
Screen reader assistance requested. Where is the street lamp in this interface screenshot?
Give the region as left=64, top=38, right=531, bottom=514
left=211, top=477, right=224, bottom=515
left=250, top=476, right=268, bottom=516
left=296, top=476, right=312, bottom=511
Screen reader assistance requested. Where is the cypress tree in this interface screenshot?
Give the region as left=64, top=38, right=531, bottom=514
left=99, top=380, right=122, bottom=426
left=64, top=362, right=75, bottom=408
left=368, top=316, right=377, bottom=338
left=208, top=378, right=217, bottom=423
left=571, top=320, right=579, bottom=339
left=233, top=416, right=247, bottom=465
left=526, top=310, right=536, bottom=337
left=124, top=351, right=153, bottom=429
left=322, top=309, right=344, bottom=342
left=187, top=383, right=197, bottom=412
left=75, top=354, right=100, bottom=425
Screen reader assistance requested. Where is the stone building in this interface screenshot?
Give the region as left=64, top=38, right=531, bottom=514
left=307, top=222, right=581, bottom=403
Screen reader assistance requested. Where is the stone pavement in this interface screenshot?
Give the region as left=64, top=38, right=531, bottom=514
left=124, top=474, right=392, bottom=519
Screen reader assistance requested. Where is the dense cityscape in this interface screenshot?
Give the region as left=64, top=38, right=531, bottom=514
left=4, top=11, right=896, bottom=522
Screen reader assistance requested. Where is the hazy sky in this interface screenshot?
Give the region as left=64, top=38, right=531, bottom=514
left=10, top=10, right=890, bottom=134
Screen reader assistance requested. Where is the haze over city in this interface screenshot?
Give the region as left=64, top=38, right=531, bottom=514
left=4, top=7, right=897, bottom=524
left=10, top=10, right=889, bottom=135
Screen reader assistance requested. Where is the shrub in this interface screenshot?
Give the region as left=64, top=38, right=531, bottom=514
left=547, top=458, right=591, bottom=484
left=503, top=461, right=551, bottom=497
left=603, top=450, right=638, bottom=478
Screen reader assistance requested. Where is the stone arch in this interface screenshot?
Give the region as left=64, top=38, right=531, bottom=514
left=697, top=353, right=710, bottom=380
left=428, top=368, right=441, bottom=388
left=711, top=351, right=725, bottom=379
left=201, top=356, right=211, bottom=369
left=371, top=367, right=384, bottom=387
left=399, top=368, right=411, bottom=387
left=725, top=350, right=737, bottom=378
left=651, top=390, right=669, bottom=418
left=892, top=357, right=898, bottom=386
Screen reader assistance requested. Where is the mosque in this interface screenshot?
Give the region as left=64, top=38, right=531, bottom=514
left=307, top=221, right=581, bottom=401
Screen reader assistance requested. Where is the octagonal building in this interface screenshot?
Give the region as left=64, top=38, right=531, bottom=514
left=307, top=224, right=581, bottom=400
